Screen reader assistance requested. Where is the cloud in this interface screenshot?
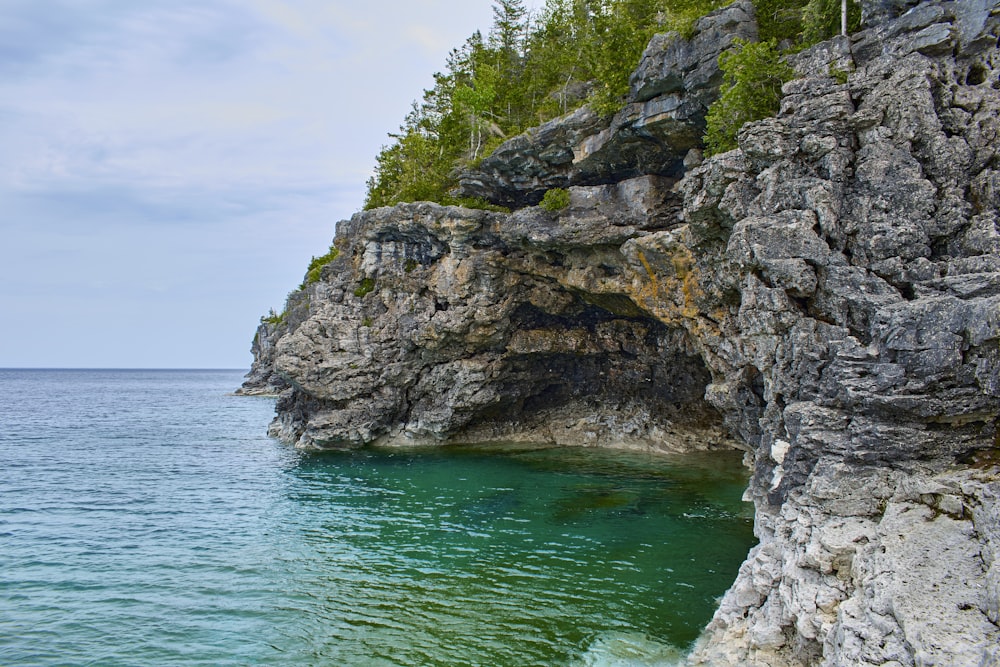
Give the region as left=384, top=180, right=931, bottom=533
left=0, top=1, right=497, bottom=198
left=0, top=0, right=497, bottom=367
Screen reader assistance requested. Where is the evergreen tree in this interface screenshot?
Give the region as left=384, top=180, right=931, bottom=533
left=801, top=0, right=860, bottom=43
left=703, top=39, right=793, bottom=154
left=753, top=0, right=810, bottom=42
left=363, top=0, right=858, bottom=209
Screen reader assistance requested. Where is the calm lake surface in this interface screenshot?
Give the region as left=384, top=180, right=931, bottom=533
left=0, top=369, right=755, bottom=666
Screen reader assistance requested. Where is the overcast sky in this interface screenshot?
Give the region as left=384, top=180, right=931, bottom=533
left=0, top=0, right=510, bottom=368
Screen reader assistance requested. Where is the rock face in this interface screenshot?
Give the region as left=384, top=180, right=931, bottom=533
left=245, top=1, right=1000, bottom=664
left=681, top=4, right=1000, bottom=663
left=260, top=183, right=732, bottom=453
left=235, top=320, right=289, bottom=395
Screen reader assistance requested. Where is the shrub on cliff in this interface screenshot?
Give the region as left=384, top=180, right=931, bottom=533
left=540, top=187, right=571, bottom=211
left=704, top=39, right=793, bottom=154
left=301, top=246, right=341, bottom=288
left=702, top=0, right=858, bottom=155
left=262, top=308, right=285, bottom=325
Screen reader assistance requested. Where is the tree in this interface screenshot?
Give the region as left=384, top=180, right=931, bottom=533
left=364, top=0, right=739, bottom=209
left=703, top=39, right=793, bottom=155
left=753, top=0, right=809, bottom=42
left=801, top=0, right=860, bottom=43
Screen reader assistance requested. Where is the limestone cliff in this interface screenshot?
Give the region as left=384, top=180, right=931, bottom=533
left=244, top=1, right=1000, bottom=664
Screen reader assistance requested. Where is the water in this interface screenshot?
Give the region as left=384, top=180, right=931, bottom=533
left=0, top=369, right=755, bottom=666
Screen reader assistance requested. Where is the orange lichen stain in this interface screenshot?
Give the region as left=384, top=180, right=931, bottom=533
left=671, top=253, right=691, bottom=279
left=636, top=250, right=659, bottom=292
left=680, top=273, right=702, bottom=320
left=626, top=243, right=718, bottom=339
left=668, top=245, right=703, bottom=321
left=710, top=308, right=730, bottom=323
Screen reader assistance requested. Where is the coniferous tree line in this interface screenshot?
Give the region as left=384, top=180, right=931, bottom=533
left=364, top=0, right=859, bottom=210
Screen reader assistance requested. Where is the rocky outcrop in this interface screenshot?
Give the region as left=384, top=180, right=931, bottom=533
left=245, top=1, right=1000, bottom=664
left=457, top=0, right=757, bottom=208
left=680, top=5, right=1000, bottom=664
left=235, top=320, right=289, bottom=395
left=261, top=180, right=731, bottom=453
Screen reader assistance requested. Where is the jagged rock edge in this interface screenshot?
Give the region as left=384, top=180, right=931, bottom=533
left=242, top=1, right=1000, bottom=664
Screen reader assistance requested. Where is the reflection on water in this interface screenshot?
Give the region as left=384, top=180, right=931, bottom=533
left=0, top=370, right=755, bottom=666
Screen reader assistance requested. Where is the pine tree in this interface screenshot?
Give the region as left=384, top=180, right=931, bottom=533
left=703, top=39, right=793, bottom=154
left=364, top=0, right=841, bottom=209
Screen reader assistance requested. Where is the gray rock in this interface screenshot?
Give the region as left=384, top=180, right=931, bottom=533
left=236, top=320, right=289, bottom=395
left=685, top=4, right=1000, bottom=664
left=456, top=106, right=606, bottom=207
left=258, top=202, right=733, bottom=453
left=953, top=0, right=1000, bottom=55
left=245, top=2, right=1000, bottom=665
left=860, top=0, right=923, bottom=28
left=630, top=0, right=757, bottom=105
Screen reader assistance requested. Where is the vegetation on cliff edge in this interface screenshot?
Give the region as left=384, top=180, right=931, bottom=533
left=364, top=0, right=860, bottom=209
left=705, top=0, right=860, bottom=153
left=704, top=39, right=794, bottom=154
left=301, top=246, right=341, bottom=288
left=364, top=0, right=729, bottom=210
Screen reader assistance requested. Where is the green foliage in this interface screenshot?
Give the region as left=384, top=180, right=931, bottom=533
left=702, top=2, right=864, bottom=157
left=752, top=0, right=860, bottom=45
left=829, top=63, right=850, bottom=84
left=801, top=0, right=860, bottom=45
left=449, top=196, right=511, bottom=212
left=704, top=39, right=793, bottom=155
left=261, top=308, right=285, bottom=325
left=362, top=317, right=374, bottom=327
left=354, top=278, right=375, bottom=298
left=539, top=187, right=571, bottom=211
left=364, top=0, right=865, bottom=210
left=364, top=0, right=726, bottom=210
left=403, top=259, right=419, bottom=273
left=301, top=246, right=341, bottom=287
left=753, top=0, right=810, bottom=42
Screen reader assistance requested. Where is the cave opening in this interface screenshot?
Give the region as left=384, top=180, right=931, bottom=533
left=457, top=299, right=739, bottom=454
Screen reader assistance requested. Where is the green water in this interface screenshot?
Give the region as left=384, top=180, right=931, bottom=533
left=0, top=370, right=755, bottom=666
left=277, top=444, right=755, bottom=665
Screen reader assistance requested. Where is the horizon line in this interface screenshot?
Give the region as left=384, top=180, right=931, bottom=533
left=0, top=367, right=249, bottom=371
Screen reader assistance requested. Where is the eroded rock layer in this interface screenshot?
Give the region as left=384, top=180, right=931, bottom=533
left=681, top=5, right=1000, bottom=663
left=260, top=187, right=732, bottom=453
left=244, top=1, right=1000, bottom=664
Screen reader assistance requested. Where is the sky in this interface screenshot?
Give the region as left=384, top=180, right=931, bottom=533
left=0, top=0, right=511, bottom=369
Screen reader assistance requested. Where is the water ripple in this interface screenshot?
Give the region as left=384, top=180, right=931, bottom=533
left=0, top=369, right=755, bottom=666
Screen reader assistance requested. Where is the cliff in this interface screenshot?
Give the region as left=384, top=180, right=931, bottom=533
left=243, top=1, right=1000, bottom=664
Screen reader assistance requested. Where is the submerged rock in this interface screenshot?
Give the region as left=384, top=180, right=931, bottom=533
left=245, top=1, right=1000, bottom=664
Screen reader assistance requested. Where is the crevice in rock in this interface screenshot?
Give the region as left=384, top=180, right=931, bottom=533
left=967, top=62, right=988, bottom=85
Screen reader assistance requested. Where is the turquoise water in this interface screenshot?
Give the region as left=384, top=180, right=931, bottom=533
left=0, top=369, right=755, bottom=666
